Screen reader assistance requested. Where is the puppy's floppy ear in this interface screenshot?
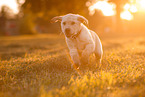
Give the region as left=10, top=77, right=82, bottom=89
left=77, top=15, right=88, bottom=25
left=50, top=16, right=62, bottom=23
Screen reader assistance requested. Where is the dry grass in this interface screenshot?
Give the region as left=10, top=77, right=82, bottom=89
left=0, top=33, right=145, bottom=97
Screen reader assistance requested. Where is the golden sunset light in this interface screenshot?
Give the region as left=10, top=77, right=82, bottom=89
left=0, top=0, right=19, bottom=14
left=124, top=3, right=130, bottom=10
left=121, top=3, right=137, bottom=20
left=88, top=1, right=116, bottom=16
left=138, top=0, right=145, bottom=9
left=130, top=5, right=138, bottom=13
left=0, top=0, right=145, bottom=96
left=120, top=11, right=133, bottom=20
left=88, top=0, right=145, bottom=21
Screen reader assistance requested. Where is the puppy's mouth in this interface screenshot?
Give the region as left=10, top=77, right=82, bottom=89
left=65, top=31, right=80, bottom=38
left=66, top=35, right=71, bottom=38
left=65, top=33, right=72, bottom=38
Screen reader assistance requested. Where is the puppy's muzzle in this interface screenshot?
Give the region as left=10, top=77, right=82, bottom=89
left=65, top=28, right=71, bottom=38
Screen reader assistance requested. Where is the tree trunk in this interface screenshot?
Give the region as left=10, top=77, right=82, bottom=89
left=115, top=3, right=123, bottom=33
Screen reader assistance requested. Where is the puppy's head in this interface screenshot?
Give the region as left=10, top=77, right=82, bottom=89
left=51, top=14, right=88, bottom=38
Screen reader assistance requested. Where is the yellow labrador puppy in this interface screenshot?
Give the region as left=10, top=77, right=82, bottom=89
left=51, top=13, right=103, bottom=70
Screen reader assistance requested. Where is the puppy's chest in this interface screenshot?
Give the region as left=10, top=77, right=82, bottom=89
left=75, top=38, right=88, bottom=50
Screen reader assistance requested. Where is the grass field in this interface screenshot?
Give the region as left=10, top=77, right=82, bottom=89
left=0, top=32, right=145, bottom=97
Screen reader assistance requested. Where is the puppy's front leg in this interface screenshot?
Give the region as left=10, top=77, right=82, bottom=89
left=70, top=49, right=81, bottom=69
left=81, top=43, right=95, bottom=65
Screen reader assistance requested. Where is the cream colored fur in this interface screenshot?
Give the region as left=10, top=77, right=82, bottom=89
left=51, top=14, right=103, bottom=69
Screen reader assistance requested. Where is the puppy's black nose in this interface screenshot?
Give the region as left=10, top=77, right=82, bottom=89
left=65, top=28, right=70, bottom=34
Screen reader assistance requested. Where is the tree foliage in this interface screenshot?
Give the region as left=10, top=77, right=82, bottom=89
left=108, top=0, right=130, bottom=32
left=18, top=0, right=89, bottom=34
left=21, top=0, right=88, bottom=17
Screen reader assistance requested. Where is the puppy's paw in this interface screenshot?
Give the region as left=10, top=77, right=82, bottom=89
left=71, top=63, right=79, bottom=69
left=96, top=59, right=102, bottom=69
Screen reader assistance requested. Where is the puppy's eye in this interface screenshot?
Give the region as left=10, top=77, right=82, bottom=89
left=63, top=22, right=66, bottom=25
left=71, top=22, right=75, bottom=25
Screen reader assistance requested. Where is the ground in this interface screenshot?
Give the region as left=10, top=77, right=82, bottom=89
left=0, top=32, right=145, bottom=97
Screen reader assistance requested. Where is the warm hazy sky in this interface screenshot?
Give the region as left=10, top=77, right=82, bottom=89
left=0, top=0, right=19, bottom=14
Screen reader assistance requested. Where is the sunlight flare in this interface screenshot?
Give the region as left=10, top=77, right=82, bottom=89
left=87, top=0, right=145, bottom=21
left=120, top=11, right=133, bottom=20
left=88, top=0, right=116, bottom=16
left=123, top=3, right=138, bottom=13
left=138, top=0, right=145, bottom=9
left=124, top=3, right=131, bottom=10
left=130, top=5, right=138, bottom=13
left=121, top=3, right=138, bottom=20
left=0, top=0, right=19, bottom=14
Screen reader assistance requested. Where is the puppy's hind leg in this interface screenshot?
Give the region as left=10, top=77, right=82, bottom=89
left=95, top=50, right=103, bottom=69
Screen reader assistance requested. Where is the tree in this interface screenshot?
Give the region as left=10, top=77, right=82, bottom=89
left=0, top=6, right=15, bottom=19
left=18, top=0, right=89, bottom=34
left=108, top=0, right=130, bottom=32
left=0, top=6, right=10, bottom=35
left=21, top=0, right=88, bottom=18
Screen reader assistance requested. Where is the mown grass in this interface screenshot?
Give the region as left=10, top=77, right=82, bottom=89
left=0, top=33, right=145, bottom=97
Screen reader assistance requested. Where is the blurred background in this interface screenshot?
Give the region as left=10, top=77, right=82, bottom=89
left=0, top=0, right=145, bottom=36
